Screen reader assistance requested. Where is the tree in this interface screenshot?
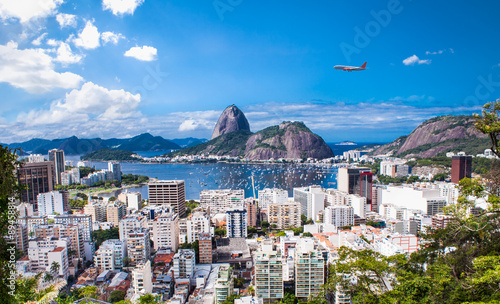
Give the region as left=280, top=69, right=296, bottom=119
left=261, top=221, right=270, bottom=229
left=0, top=146, right=23, bottom=303
left=432, top=173, right=448, bottom=182
left=247, top=285, right=255, bottom=296
left=474, top=101, right=500, bottom=157
left=109, top=290, right=126, bottom=303
left=44, top=272, right=53, bottom=282
left=138, top=294, right=159, bottom=304
left=234, top=277, right=245, bottom=288
left=80, top=286, right=98, bottom=302
left=51, top=261, right=60, bottom=275
left=221, top=294, right=241, bottom=304
left=215, top=228, right=226, bottom=237
left=15, top=273, right=41, bottom=303
left=302, top=232, right=313, bottom=237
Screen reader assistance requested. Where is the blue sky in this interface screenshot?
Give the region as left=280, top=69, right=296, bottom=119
left=0, top=0, right=499, bottom=144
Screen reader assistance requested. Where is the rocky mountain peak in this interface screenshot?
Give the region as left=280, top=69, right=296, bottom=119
left=211, top=105, right=250, bottom=139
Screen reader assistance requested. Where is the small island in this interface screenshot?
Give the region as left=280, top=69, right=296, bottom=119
left=81, top=148, right=141, bottom=161
left=335, top=141, right=357, bottom=146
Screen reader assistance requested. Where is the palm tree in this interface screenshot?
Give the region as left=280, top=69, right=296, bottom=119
left=44, top=272, right=53, bottom=282
left=247, top=285, right=255, bottom=296
left=51, top=261, right=60, bottom=276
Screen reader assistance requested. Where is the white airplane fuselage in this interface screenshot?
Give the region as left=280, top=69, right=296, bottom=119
left=333, top=62, right=367, bottom=72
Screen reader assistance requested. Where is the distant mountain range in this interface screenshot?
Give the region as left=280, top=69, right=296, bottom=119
left=5, top=133, right=208, bottom=155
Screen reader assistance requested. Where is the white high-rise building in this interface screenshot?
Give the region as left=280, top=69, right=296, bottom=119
left=346, top=194, right=367, bottom=218
left=295, top=239, right=324, bottom=299
left=108, top=162, right=122, bottom=182
left=173, top=249, right=196, bottom=279
left=37, top=191, right=68, bottom=216
left=381, top=185, right=447, bottom=216
left=293, top=186, right=325, bottom=220
left=258, top=188, right=288, bottom=209
left=119, top=215, right=147, bottom=241
left=28, top=154, right=45, bottom=163
left=179, top=212, right=211, bottom=244
left=254, top=244, right=283, bottom=300
left=126, top=228, right=151, bottom=266
left=48, top=149, right=65, bottom=185
left=28, top=237, right=69, bottom=279
left=132, top=260, right=152, bottom=295
left=267, top=201, right=301, bottom=229
left=94, top=239, right=126, bottom=271
left=84, top=201, right=107, bottom=223
left=152, top=212, right=179, bottom=251
left=324, top=205, right=354, bottom=228
left=200, top=189, right=244, bottom=214
left=118, top=192, right=143, bottom=210
left=226, top=207, right=247, bottom=238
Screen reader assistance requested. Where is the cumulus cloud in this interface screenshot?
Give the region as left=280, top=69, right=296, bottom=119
left=0, top=41, right=83, bottom=93
left=124, top=45, right=157, bottom=61
left=0, top=0, right=63, bottom=23
left=73, top=21, right=100, bottom=49
left=32, top=33, right=48, bottom=46
left=102, top=0, right=145, bottom=16
left=101, top=31, right=125, bottom=45
left=56, top=13, right=77, bottom=28
left=18, top=81, right=141, bottom=127
left=54, top=42, right=83, bottom=65
left=402, top=55, right=431, bottom=66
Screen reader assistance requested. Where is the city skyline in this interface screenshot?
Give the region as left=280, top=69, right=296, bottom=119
left=0, top=1, right=499, bottom=143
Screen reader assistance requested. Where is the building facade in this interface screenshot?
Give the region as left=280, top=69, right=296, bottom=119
left=148, top=180, right=186, bottom=217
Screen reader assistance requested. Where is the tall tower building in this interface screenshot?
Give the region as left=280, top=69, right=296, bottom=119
left=17, top=161, right=55, bottom=211
left=337, top=167, right=373, bottom=210
left=148, top=180, right=186, bottom=217
left=226, top=207, right=247, bottom=238
left=49, top=149, right=65, bottom=185
left=198, top=233, right=212, bottom=264
left=108, top=162, right=122, bottom=182
left=451, top=156, right=472, bottom=184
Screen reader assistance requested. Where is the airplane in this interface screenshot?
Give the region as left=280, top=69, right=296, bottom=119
left=334, top=61, right=367, bottom=72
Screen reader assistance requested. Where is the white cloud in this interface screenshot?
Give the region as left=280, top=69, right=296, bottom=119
left=54, top=42, right=82, bottom=65
left=0, top=0, right=63, bottom=23
left=390, top=95, right=435, bottom=103
left=56, top=13, right=77, bottom=28
left=102, top=0, right=145, bottom=16
left=0, top=41, right=83, bottom=93
left=402, top=55, right=431, bottom=66
left=3, top=100, right=481, bottom=144
left=425, top=48, right=454, bottom=55
left=101, top=31, right=125, bottom=45
left=47, top=39, right=58, bottom=46
left=32, top=33, right=48, bottom=46
left=73, top=21, right=100, bottom=50
left=18, top=81, right=141, bottom=126
left=124, top=45, right=157, bottom=61
left=179, top=120, right=202, bottom=132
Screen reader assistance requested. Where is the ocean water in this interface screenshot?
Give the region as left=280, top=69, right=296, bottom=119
left=64, top=142, right=381, bottom=200
left=78, top=161, right=338, bottom=200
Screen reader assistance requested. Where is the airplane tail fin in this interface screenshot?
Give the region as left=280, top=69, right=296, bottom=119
left=361, top=62, right=367, bottom=68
